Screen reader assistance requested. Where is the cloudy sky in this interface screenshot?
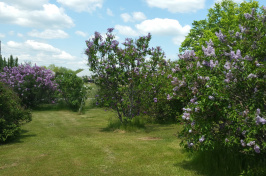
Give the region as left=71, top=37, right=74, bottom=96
left=0, top=0, right=254, bottom=76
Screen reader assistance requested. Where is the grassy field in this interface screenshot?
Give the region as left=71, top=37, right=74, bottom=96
left=0, top=104, right=204, bottom=176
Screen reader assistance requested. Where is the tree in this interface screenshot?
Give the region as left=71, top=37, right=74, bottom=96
left=179, top=0, right=260, bottom=57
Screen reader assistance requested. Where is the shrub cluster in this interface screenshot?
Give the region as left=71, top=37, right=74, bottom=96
left=0, top=82, right=31, bottom=142
left=168, top=4, right=266, bottom=157
left=0, top=64, right=58, bottom=108
left=55, top=71, right=89, bottom=111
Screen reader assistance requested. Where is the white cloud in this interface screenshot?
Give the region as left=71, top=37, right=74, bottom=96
left=75, top=31, right=88, bottom=37
left=145, top=0, right=205, bottom=13
left=121, top=13, right=131, bottom=22
left=56, top=0, right=103, bottom=13
left=0, top=33, right=5, bottom=38
left=121, top=12, right=146, bottom=22
left=3, top=40, right=77, bottom=68
left=7, top=41, right=22, bottom=48
left=0, top=2, right=74, bottom=29
left=136, top=18, right=190, bottom=35
left=1, top=0, right=49, bottom=10
left=107, top=8, right=114, bottom=16
left=9, top=31, right=15, bottom=36
left=215, top=0, right=244, bottom=3
left=28, top=29, right=69, bottom=39
left=17, top=33, right=24, bottom=37
left=114, top=25, right=139, bottom=36
left=132, top=12, right=147, bottom=21
left=136, top=18, right=191, bottom=45
left=25, top=40, right=61, bottom=53
left=53, top=51, right=75, bottom=60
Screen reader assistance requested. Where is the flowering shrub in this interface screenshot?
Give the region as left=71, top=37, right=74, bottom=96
left=171, top=6, right=266, bottom=156
left=0, top=82, right=31, bottom=142
left=85, top=28, right=168, bottom=123
left=0, top=64, right=58, bottom=108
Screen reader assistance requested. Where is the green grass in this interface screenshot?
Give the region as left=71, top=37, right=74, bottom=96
left=0, top=105, right=204, bottom=176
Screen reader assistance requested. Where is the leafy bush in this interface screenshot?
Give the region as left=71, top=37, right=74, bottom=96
left=169, top=3, right=266, bottom=157
left=55, top=71, right=89, bottom=112
left=0, top=82, right=31, bottom=142
left=0, top=64, right=58, bottom=108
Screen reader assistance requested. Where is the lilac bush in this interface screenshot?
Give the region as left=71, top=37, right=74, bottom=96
left=85, top=28, right=169, bottom=123
left=0, top=64, right=58, bottom=108
left=170, top=6, right=266, bottom=155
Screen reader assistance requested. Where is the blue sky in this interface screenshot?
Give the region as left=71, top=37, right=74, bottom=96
left=0, top=0, right=250, bottom=76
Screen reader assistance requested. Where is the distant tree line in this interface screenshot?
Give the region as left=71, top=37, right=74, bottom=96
left=0, top=55, right=19, bottom=71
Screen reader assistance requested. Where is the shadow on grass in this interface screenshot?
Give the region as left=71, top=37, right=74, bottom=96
left=174, top=148, right=266, bottom=176
left=1, top=130, right=36, bottom=145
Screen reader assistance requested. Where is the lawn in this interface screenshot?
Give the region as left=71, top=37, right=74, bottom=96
left=0, top=104, right=203, bottom=176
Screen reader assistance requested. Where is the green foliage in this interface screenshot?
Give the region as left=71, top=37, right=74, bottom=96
left=180, top=0, right=260, bottom=56
left=49, top=65, right=89, bottom=112
left=0, top=55, right=19, bottom=71
left=0, top=82, right=31, bottom=142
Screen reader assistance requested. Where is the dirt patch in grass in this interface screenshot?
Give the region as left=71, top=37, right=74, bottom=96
left=0, top=163, right=18, bottom=170
left=138, top=137, right=162, bottom=141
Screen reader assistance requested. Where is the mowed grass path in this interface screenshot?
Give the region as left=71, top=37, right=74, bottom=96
left=0, top=108, right=202, bottom=176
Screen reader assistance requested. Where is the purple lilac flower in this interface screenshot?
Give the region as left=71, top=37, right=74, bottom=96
left=209, top=96, right=215, bottom=100
left=241, top=139, right=246, bottom=147
left=173, top=86, right=179, bottom=92
left=107, top=28, right=114, bottom=33
left=171, top=77, right=178, bottom=85
left=182, top=112, right=190, bottom=120
left=247, top=73, right=257, bottom=79
left=94, top=32, right=102, bottom=41
left=178, top=50, right=195, bottom=60
left=199, top=136, right=205, bottom=143
left=167, top=94, right=172, bottom=100
left=153, top=98, right=157, bottom=103
left=224, top=62, right=231, bottom=70
left=239, top=25, right=246, bottom=33
left=202, top=45, right=215, bottom=57
left=167, top=74, right=172, bottom=79
left=256, top=108, right=261, bottom=115
left=255, top=116, right=266, bottom=125
left=215, top=30, right=226, bottom=42
left=230, top=50, right=242, bottom=60
left=244, top=13, right=252, bottom=19
left=254, top=145, right=260, bottom=153
left=247, top=141, right=255, bottom=147
left=188, top=142, right=194, bottom=147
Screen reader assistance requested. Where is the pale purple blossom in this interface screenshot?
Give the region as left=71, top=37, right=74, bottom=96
left=154, top=98, right=157, bottom=103
left=209, top=96, right=215, bottom=100
left=254, top=145, right=260, bottom=153
left=241, top=139, right=246, bottom=147
left=255, top=116, right=266, bottom=125
left=244, top=13, right=252, bottom=19
left=167, top=94, right=172, bottom=100
left=215, top=30, right=226, bottom=42
left=199, top=136, right=205, bottom=143
left=224, top=61, right=231, bottom=70
left=247, top=73, right=257, bottom=79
